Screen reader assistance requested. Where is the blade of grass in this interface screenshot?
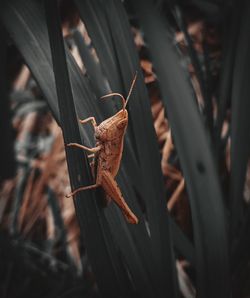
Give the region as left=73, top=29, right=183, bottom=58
left=215, top=2, right=241, bottom=158
left=229, top=0, right=250, bottom=238
left=0, top=24, right=16, bottom=182
left=71, top=23, right=157, bottom=296
left=46, top=187, right=74, bottom=267
left=44, top=0, right=133, bottom=296
left=72, top=29, right=109, bottom=98
left=169, top=218, right=195, bottom=266
left=74, top=0, right=122, bottom=94
left=61, top=11, right=158, bottom=298
left=76, top=1, right=179, bottom=296
left=174, top=5, right=213, bottom=134
left=132, top=1, right=230, bottom=297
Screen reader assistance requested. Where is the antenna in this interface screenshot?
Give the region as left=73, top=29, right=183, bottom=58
left=125, top=71, right=138, bottom=108
left=101, top=93, right=126, bottom=110
left=100, top=71, right=138, bottom=110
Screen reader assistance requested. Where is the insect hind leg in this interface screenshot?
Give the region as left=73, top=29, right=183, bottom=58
left=101, top=170, right=138, bottom=224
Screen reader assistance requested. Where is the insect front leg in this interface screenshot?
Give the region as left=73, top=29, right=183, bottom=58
left=101, top=170, right=138, bottom=224
left=67, top=143, right=101, bottom=153
left=79, top=116, right=97, bottom=128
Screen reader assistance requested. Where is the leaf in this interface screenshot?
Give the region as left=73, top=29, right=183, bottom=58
left=229, top=0, right=250, bottom=238
left=75, top=1, right=179, bottom=296
left=0, top=24, right=16, bottom=181
left=132, top=0, right=230, bottom=297
left=44, top=0, right=134, bottom=296
left=174, top=5, right=213, bottom=134
left=72, top=29, right=109, bottom=98
left=215, top=1, right=241, bottom=157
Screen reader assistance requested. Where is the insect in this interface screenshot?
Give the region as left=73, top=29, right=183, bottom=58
left=66, top=73, right=138, bottom=224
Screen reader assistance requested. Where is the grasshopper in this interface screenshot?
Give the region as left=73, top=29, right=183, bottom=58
left=66, top=73, right=138, bottom=224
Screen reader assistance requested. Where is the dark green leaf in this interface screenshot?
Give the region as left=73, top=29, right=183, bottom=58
left=229, top=0, right=250, bottom=238
left=132, top=1, right=230, bottom=297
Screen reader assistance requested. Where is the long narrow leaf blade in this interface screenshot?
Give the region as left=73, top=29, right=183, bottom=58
left=132, top=1, right=230, bottom=297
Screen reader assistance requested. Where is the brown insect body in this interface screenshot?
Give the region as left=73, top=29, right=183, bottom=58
left=95, top=109, right=128, bottom=179
left=67, top=74, right=138, bottom=224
